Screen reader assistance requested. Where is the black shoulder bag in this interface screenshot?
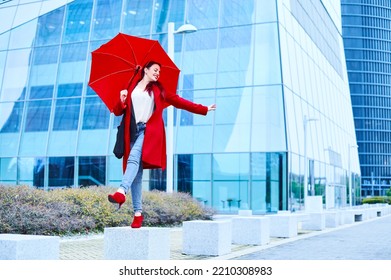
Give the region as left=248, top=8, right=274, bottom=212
left=113, top=114, right=125, bottom=159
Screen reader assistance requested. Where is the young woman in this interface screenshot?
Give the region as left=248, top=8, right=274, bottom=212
left=108, top=61, right=216, bottom=228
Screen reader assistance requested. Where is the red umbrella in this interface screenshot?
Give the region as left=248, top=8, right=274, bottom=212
left=88, top=33, right=180, bottom=112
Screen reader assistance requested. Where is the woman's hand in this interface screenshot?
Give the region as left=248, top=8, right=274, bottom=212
left=207, top=104, right=216, bottom=111
left=120, top=89, right=128, bottom=103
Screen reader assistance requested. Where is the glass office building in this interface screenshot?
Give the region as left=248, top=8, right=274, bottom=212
left=0, top=0, right=360, bottom=213
left=342, top=0, right=391, bottom=197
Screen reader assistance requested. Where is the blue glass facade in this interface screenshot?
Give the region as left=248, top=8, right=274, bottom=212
left=0, top=0, right=360, bottom=213
left=342, top=0, right=391, bottom=196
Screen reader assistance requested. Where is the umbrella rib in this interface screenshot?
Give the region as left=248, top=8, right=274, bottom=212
left=121, top=33, right=138, bottom=65
left=89, top=69, right=133, bottom=85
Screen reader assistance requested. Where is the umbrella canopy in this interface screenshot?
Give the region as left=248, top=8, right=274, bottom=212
left=88, top=33, right=180, bottom=111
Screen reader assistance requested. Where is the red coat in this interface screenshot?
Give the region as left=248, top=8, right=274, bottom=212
left=112, top=81, right=208, bottom=172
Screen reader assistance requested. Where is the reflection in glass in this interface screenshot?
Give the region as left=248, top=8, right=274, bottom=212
left=82, top=96, right=110, bottom=129
left=18, top=157, right=45, bottom=187
left=253, top=23, right=281, bottom=85
left=78, top=156, right=106, bottom=186
left=212, top=153, right=249, bottom=212
left=220, top=0, right=255, bottom=26
left=35, top=7, right=65, bottom=46
left=57, top=43, right=88, bottom=86
left=1, top=101, right=24, bottom=133
left=25, top=100, right=52, bottom=132
left=123, top=0, right=153, bottom=35
left=91, top=0, right=121, bottom=40
left=30, top=85, right=54, bottom=99
left=53, top=98, right=81, bottom=131
left=62, top=0, right=93, bottom=43
left=49, top=157, right=74, bottom=187
left=217, top=25, right=253, bottom=88
left=181, top=29, right=218, bottom=90
left=29, top=46, right=59, bottom=88
left=187, top=0, right=219, bottom=29
left=0, top=157, right=17, bottom=184
left=57, top=83, right=83, bottom=98
left=9, top=19, right=37, bottom=49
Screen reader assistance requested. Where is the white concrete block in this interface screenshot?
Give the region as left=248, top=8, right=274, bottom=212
left=104, top=227, right=170, bottom=260
left=325, top=211, right=340, bottom=228
left=306, top=196, right=323, bottom=213
left=301, top=213, right=326, bottom=231
left=232, top=216, right=270, bottom=245
left=342, top=210, right=355, bottom=224
left=269, top=214, right=298, bottom=238
left=0, top=234, right=59, bottom=260
left=238, top=210, right=253, bottom=216
left=182, top=220, right=231, bottom=256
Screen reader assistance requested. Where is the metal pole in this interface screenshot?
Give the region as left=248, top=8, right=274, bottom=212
left=348, top=144, right=352, bottom=207
left=166, top=22, right=175, bottom=193
left=303, top=115, right=308, bottom=211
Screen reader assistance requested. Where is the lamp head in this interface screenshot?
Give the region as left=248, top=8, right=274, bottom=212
left=175, top=24, right=197, bottom=34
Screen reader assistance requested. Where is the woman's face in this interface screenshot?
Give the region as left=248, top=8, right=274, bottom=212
left=144, top=64, right=160, bottom=82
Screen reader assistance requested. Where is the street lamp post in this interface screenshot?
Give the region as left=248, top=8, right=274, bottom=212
left=348, top=144, right=358, bottom=207
left=303, top=115, right=318, bottom=211
left=166, top=22, right=197, bottom=193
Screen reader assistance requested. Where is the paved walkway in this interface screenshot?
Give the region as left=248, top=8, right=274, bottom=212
left=59, top=214, right=391, bottom=260
left=234, top=214, right=391, bottom=260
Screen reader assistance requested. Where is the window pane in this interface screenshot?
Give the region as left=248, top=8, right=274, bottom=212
left=29, top=46, right=59, bottom=87
left=57, top=43, right=88, bottom=85
left=18, top=157, right=45, bottom=188
left=29, top=85, right=54, bottom=99
left=53, top=98, right=81, bottom=130
left=253, top=23, right=281, bottom=85
left=25, top=100, right=52, bottom=132
left=0, top=101, right=24, bottom=133
left=212, top=153, right=250, bottom=212
left=91, top=0, right=121, bottom=40
left=82, top=96, right=110, bottom=129
left=217, top=26, right=253, bottom=88
left=0, top=157, right=17, bottom=184
left=187, top=0, right=219, bottom=29
left=78, top=156, right=106, bottom=186
left=57, top=83, right=83, bottom=98
left=9, top=19, right=38, bottom=49
left=49, top=157, right=74, bottom=187
left=213, top=88, right=252, bottom=152
left=1, top=49, right=30, bottom=102
left=220, top=0, right=255, bottom=27
left=35, top=7, right=65, bottom=46
left=123, top=0, right=153, bottom=36
left=62, top=0, right=93, bottom=43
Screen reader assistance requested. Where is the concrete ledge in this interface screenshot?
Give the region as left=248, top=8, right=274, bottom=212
left=301, top=213, right=326, bottom=231
left=238, top=210, right=253, bottom=216
left=324, top=211, right=342, bottom=228
left=182, top=220, right=232, bottom=256
left=232, top=216, right=270, bottom=245
left=341, top=210, right=355, bottom=224
left=269, top=214, right=298, bottom=238
left=0, top=234, right=59, bottom=260
left=104, top=227, right=170, bottom=260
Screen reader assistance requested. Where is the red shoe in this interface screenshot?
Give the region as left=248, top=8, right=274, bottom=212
left=108, top=192, right=126, bottom=209
left=131, top=215, right=143, bottom=228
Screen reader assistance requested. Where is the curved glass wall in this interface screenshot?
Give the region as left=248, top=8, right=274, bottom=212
left=0, top=0, right=360, bottom=212
left=342, top=0, right=391, bottom=196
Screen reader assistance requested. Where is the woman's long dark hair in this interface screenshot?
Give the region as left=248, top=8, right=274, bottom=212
left=138, top=61, right=164, bottom=95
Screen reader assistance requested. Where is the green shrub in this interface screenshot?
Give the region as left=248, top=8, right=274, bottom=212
left=361, top=196, right=391, bottom=205
left=0, top=185, right=214, bottom=236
